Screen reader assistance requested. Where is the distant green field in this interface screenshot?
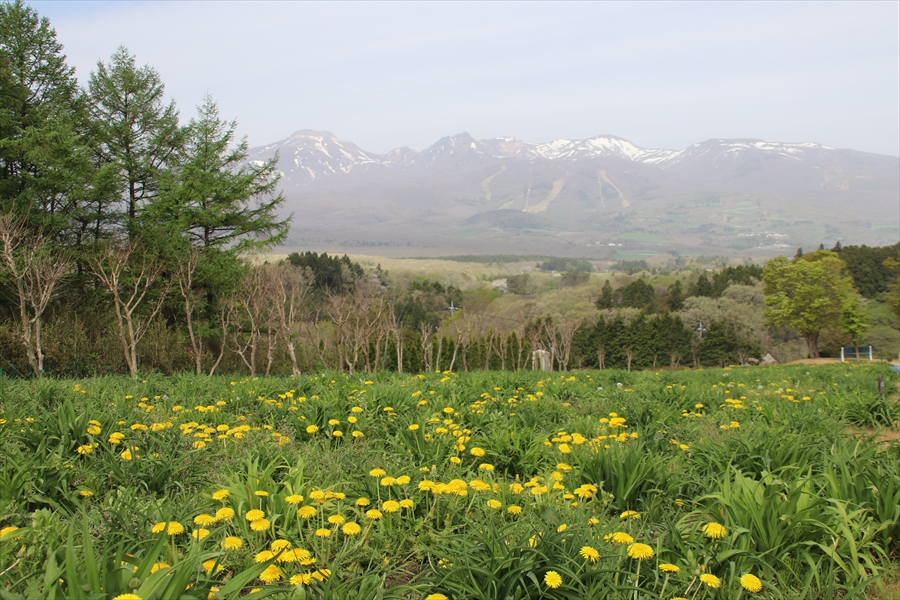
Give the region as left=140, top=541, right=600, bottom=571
left=611, top=250, right=664, bottom=260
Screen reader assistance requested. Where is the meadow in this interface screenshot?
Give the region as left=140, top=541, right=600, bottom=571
left=0, top=362, right=898, bottom=599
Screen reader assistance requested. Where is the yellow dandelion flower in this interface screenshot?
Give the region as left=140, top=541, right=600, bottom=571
left=192, top=528, right=210, bottom=540
left=369, top=468, right=386, bottom=477
left=194, top=514, right=217, bottom=526
left=425, top=595, right=449, bottom=600
left=659, top=563, right=680, bottom=573
left=298, top=505, right=317, bottom=519
left=544, top=570, right=562, bottom=588
left=255, top=550, right=275, bottom=563
left=382, top=500, right=400, bottom=513
left=290, top=573, right=314, bottom=585
left=314, top=528, right=331, bottom=538
left=285, top=494, right=304, bottom=504
left=223, top=536, right=243, bottom=550
left=627, top=543, right=654, bottom=560
left=112, top=595, right=143, bottom=600
left=580, top=545, right=600, bottom=563
left=341, top=522, right=362, bottom=535
left=150, top=522, right=166, bottom=534
left=212, top=489, right=229, bottom=501
left=271, top=539, right=292, bottom=552
left=487, top=499, right=502, bottom=510
left=150, top=562, right=170, bottom=573
left=0, top=526, right=20, bottom=538
left=619, top=510, right=641, bottom=519
left=740, top=573, right=763, bottom=593
left=215, top=507, right=235, bottom=521
left=327, top=514, right=345, bottom=525
left=507, top=505, right=522, bottom=515
left=306, top=425, right=318, bottom=434
left=700, top=573, right=721, bottom=588
left=254, top=490, right=269, bottom=497
left=355, top=497, right=371, bottom=506
left=399, top=498, right=414, bottom=509
left=250, top=518, right=270, bottom=532
left=366, top=509, right=383, bottom=520
left=202, top=559, right=224, bottom=574
left=245, top=509, right=265, bottom=521
left=284, top=548, right=311, bottom=563
left=702, top=522, right=727, bottom=539
left=610, top=532, right=634, bottom=545
left=259, top=564, right=284, bottom=583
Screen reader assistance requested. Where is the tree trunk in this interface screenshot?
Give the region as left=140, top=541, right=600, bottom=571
left=804, top=331, right=820, bottom=358
left=394, top=328, right=404, bottom=374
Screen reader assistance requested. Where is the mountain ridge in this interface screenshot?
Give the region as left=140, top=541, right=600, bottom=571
left=248, top=130, right=899, bottom=258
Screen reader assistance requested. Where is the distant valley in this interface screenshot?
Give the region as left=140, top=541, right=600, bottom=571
left=249, top=131, right=900, bottom=259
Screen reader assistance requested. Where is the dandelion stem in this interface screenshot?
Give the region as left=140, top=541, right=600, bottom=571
left=633, top=559, right=641, bottom=600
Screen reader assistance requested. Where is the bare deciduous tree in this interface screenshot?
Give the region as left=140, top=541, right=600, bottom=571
left=0, top=214, right=71, bottom=377
left=89, top=239, right=170, bottom=378
left=551, top=313, right=585, bottom=371
left=270, top=264, right=312, bottom=376
left=231, top=265, right=276, bottom=376
left=174, top=246, right=203, bottom=374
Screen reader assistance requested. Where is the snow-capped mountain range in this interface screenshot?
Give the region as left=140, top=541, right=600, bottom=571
left=247, top=130, right=898, bottom=257
left=249, top=130, right=847, bottom=183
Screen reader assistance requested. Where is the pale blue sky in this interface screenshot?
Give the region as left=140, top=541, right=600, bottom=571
left=30, top=1, right=900, bottom=156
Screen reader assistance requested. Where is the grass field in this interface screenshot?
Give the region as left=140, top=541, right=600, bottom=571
left=1, top=363, right=897, bottom=599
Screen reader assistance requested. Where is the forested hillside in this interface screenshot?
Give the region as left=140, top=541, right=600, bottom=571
left=1, top=3, right=897, bottom=379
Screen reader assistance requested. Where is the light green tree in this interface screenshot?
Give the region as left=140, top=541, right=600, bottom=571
left=840, top=296, right=869, bottom=356
left=762, top=250, right=861, bottom=358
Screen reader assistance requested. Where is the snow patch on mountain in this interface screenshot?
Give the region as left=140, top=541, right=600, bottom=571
left=247, top=129, right=847, bottom=184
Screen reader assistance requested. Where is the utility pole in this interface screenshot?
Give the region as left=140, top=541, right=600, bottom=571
left=696, top=322, right=708, bottom=340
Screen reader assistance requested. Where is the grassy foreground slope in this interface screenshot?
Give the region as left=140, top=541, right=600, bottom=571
left=0, top=363, right=898, bottom=599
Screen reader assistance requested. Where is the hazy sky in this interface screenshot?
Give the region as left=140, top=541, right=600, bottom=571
left=31, top=1, right=900, bottom=156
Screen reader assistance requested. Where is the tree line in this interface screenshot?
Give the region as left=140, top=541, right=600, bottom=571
left=0, top=2, right=288, bottom=377
left=1, top=2, right=897, bottom=378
